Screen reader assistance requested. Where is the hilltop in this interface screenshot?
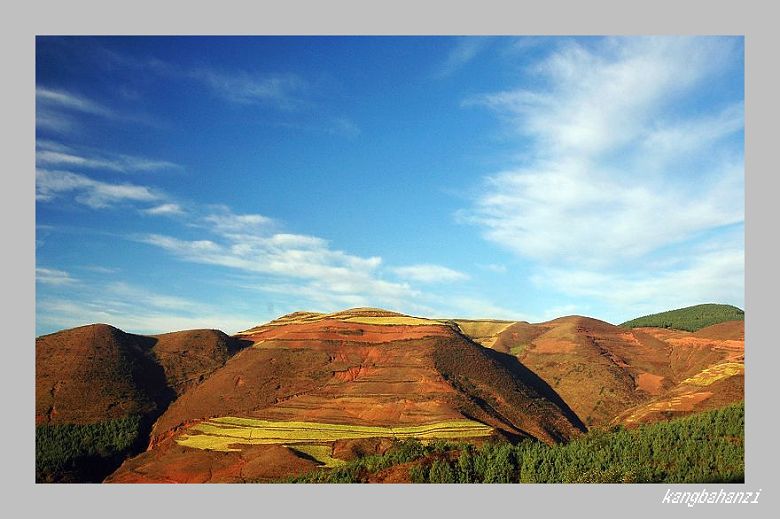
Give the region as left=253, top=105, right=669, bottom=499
left=620, top=304, right=744, bottom=332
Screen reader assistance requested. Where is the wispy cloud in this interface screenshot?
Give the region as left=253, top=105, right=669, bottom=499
left=36, top=87, right=114, bottom=118
left=461, top=36, right=743, bottom=314
left=36, top=267, right=78, bottom=286
left=35, top=86, right=157, bottom=133
left=131, top=202, right=435, bottom=314
left=36, top=87, right=115, bottom=133
left=36, top=140, right=181, bottom=174
left=36, top=169, right=161, bottom=209
left=392, top=264, right=469, bottom=284
left=80, top=265, right=121, bottom=274
left=192, top=69, right=308, bottom=110
left=435, top=37, right=492, bottom=78
left=200, top=206, right=275, bottom=234
left=137, top=229, right=414, bottom=306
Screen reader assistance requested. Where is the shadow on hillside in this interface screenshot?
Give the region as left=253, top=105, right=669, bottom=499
left=481, top=347, right=588, bottom=433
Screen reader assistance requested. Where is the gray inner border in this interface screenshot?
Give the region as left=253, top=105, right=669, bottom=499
left=3, top=0, right=776, bottom=517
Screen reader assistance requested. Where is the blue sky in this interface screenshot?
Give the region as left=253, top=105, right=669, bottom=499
left=35, top=36, right=744, bottom=335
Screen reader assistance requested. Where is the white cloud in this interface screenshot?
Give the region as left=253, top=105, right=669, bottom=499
left=142, top=203, right=184, bottom=216
left=392, top=264, right=469, bottom=283
left=460, top=38, right=744, bottom=265
left=36, top=169, right=161, bottom=209
left=464, top=157, right=742, bottom=267
left=36, top=267, right=78, bottom=286
left=137, top=218, right=418, bottom=313
left=461, top=37, right=743, bottom=313
left=467, top=37, right=739, bottom=158
left=202, top=207, right=275, bottom=233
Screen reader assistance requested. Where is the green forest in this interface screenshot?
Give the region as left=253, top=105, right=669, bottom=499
left=36, top=415, right=143, bottom=483
left=287, top=403, right=744, bottom=484
left=620, top=304, right=744, bottom=332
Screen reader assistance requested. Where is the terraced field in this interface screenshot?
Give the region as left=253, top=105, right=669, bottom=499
left=342, top=316, right=442, bottom=326
left=287, top=445, right=346, bottom=468
left=175, top=417, right=494, bottom=452
left=682, top=362, right=744, bottom=386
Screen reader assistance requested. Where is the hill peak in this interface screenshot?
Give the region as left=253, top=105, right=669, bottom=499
left=238, top=307, right=442, bottom=334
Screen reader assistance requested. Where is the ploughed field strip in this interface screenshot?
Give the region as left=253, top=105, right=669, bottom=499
left=176, top=417, right=493, bottom=452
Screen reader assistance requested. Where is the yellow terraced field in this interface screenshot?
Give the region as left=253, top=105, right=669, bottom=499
left=342, top=316, right=442, bottom=326
left=175, top=418, right=493, bottom=452
left=682, top=363, right=744, bottom=386
left=286, top=445, right=346, bottom=468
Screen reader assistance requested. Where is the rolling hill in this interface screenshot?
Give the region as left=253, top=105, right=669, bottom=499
left=107, top=308, right=585, bottom=483
left=35, top=324, right=249, bottom=481
left=35, top=303, right=744, bottom=483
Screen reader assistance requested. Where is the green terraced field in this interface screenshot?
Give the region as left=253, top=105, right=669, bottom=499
left=175, top=418, right=493, bottom=452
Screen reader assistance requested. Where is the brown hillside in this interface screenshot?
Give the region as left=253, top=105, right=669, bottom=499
left=36, top=324, right=166, bottom=425
left=491, top=318, right=744, bottom=427
left=36, top=325, right=249, bottom=425
left=489, top=316, right=673, bottom=427
left=108, top=308, right=584, bottom=483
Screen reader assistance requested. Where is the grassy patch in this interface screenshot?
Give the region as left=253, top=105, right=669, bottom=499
left=176, top=418, right=493, bottom=452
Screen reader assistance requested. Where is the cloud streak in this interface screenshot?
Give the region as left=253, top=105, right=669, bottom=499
left=36, top=141, right=181, bottom=174
left=36, top=267, right=78, bottom=286
left=36, top=169, right=161, bottom=209
left=192, top=69, right=309, bottom=109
